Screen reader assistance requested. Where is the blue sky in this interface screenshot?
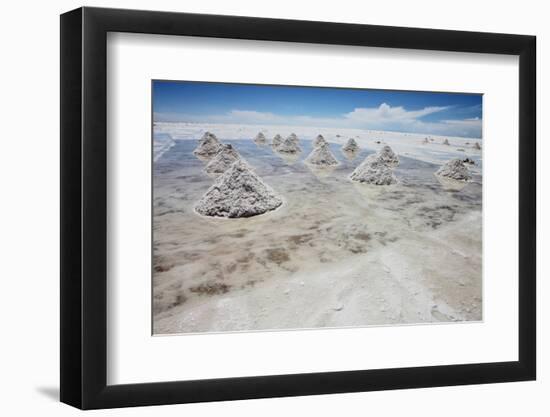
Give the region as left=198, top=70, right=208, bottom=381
left=153, top=81, right=483, bottom=138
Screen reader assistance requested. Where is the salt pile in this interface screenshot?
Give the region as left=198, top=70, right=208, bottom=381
left=272, top=134, right=283, bottom=148
left=350, top=154, right=397, bottom=185
left=254, top=132, right=267, bottom=144
left=473, top=142, right=481, bottom=150
left=378, top=145, right=399, bottom=167
left=342, top=138, right=359, bottom=152
left=277, top=136, right=301, bottom=154
left=422, top=137, right=429, bottom=144
left=204, top=144, right=242, bottom=174
left=195, top=160, right=282, bottom=218
left=435, top=158, right=471, bottom=181
left=305, top=142, right=339, bottom=166
left=313, top=135, right=327, bottom=148
left=443, top=138, right=450, bottom=146
left=193, top=131, right=222, bottom=157
left=288, top=133, right=299, bottom=144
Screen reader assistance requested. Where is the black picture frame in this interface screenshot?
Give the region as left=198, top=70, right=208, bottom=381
left=60, top=6, right=536, bottom=410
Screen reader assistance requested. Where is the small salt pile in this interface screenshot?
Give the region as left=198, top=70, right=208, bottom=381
left=193, top=131, right=222, bottom=157
left=195, top=160, right=282, bottom=218
left=473, top=142, right=481, bottom=150
left=350, top=154, right=397, bottom=185
left=204, top=144, right=242, bottom=174
left=435, top=158, right=471, bottom=181
left=288, top=133, right=299, bottom=145
left=277, top=136, right=301, bottom=154
left=313, top=135, right=327, bottom=148
left=305, top=142, right=339, bottom=166
left=254, top=132, right=267, bottom=144
left=272, top=134, right=283, bottom=148
left=342, top=138, right=359, bottom=152
left=443, top=138, right=450, bottom=146
left=378, top=145, right=399, bottom=167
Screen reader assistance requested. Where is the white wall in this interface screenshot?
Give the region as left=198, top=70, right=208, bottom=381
left=0, top=0, right=545, bottom=415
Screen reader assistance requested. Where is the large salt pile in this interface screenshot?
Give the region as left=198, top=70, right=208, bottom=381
left=350, top=154, right=397, bottom=185
left=473, top=142, right=481, bottom=150
left=254, top=132, right=267, bottom=144
left=377, top=145, right=399, bottom=167
left=204, top=144, right=242, bottom=174
left=313, top=135, right=327, bottom=148
left=272, top=134, right=283, bottom=148
left=193, top=131, right=222, bottom=157
left=435, top=158, right=471, bottom=181
left=277, top=136, right=301, bottom=154
left=305, top=142, right=339, bottom=166
left=342, top=138, right=359, bottom=152
left=195, top=160, right=283, bottom=218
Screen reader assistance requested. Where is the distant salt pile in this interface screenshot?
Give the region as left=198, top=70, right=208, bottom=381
left=422, top=137, right=429, bottom=144
left=378, top=145, right=399, bottom=167
left=435, top=158, right=471, bottom=181
left=288, top=133, right=299, bottom=145
left=277, top=136, right=301, bottom=154
left=443, top=138, right=450, bottom=146
left=305, top=142, right=339, bottom=167
left=272, top=134, right=283, bottom=148
left=350, top=154, right=397, bottom=185
left=204, top=144, right=242, bottom=175
left=473, top=142, right=482, bottom=150
left=313, top=135, right=327, bottom=148
left=254, top=132, right=267, bottom=144
left=342, top=138, right=359, bottom=152
left=194, top=131, right=221, bottom=157
left=195, top=160, right=282, bottom=218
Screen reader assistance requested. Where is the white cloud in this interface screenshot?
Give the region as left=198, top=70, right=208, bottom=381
left=345, top=103, right=448, bottom=125
left=155, top=103, right=482, bottom=138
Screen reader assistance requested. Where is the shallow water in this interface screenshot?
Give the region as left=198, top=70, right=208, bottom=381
left=153, top=139, right=482, bottom=334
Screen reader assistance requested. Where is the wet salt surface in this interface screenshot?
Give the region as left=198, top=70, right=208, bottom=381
left=153, top=139, right=482, bottom=334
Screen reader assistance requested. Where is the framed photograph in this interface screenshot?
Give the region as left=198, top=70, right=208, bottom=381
left=60, top=7, right=536, bottom=409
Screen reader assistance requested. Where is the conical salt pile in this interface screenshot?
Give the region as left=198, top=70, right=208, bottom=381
left=277, top=136, right=301, bottom=154
left=350, top=154, right=397, bottom=185
left=342, top=138, right=359, bottom=152
left=288, top=133, right=299, bottom=144
left=254, top=132, right=267, bottom=144
left=473, top=142, right=481, bottom=150
left=272, top=134, right=283, bottom=148
left=443, top=138, right=450, bottom=146
left=204, top=144, right=242, bottom=174
left=305, top=142, right=339, bottom=166
left=194, top=131, right=222, bottom=157
left=195, top=160, right=283, bottom=218
left=378, top=145, right=399, bottom=167
left=435, top=158, right=471, bottom=181
left=313, top=134, right=327, bottom=148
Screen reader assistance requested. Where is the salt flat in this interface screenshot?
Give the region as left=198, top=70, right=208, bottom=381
left=152, top=123, right=482, bottom=335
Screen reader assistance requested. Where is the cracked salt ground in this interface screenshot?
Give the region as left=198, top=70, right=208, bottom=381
left=153, top=138, right=481, bottom=334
